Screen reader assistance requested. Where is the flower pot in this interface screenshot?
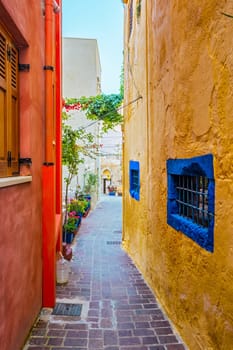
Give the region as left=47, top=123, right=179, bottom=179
left=64, top=231, right=74, bottom=244
left=62, top=243, right=73, bottom=261
left=109, top=191, right=116, bottom=196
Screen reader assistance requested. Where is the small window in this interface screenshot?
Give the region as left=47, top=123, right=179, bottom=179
left=129, top=160, right=140, bottom=201
left=167, top=154, right=215, bottom=252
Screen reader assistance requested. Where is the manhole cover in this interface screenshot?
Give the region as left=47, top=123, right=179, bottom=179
left=52, top=303, right=82, bottom=316
left=106, top=241, right=121, bottom=245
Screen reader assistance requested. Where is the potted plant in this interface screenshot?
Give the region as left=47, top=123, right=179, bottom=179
left=63, top=217, right=77, bottom=244
left=108, top=185, right=117, bottom=196
left=68, top=198, right=88, bottom=216
left=62, top=112, right=96, bottom=242
left=68, top=210, right=81, bottom=229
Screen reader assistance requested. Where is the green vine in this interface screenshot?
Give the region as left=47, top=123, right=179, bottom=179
left=64, top=93, right=123, bottom=133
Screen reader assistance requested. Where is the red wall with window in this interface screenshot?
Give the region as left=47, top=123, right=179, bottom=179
left=0, top=1, right=62, bottom=349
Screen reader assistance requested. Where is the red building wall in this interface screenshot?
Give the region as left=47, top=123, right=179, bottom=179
left=0, top=1, right=62, bottom=349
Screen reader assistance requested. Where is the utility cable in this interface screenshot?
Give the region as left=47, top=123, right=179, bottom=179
left=79, top=95, right=142, bottom=130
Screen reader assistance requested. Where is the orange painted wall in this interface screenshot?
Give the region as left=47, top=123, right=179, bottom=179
left=0, top=1, right=45, bottom=349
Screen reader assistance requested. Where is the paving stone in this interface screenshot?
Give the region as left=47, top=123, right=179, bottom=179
left=89, top=301, right=100, bottom=308
left=142, top=335, right=159, bottom=345
left=88, top=337, right=104, bottom=348
left=66, top=330, right=88, bottom=338
left=155, top=327, right=173, bottom=335
left=47, top=337, right=63, bottom=346
left=135, top=322, right=151, bottom=329
left=64, top=323, right=88, bottom=330
left=64, top=337, right=88, bottom=347
left=51, top=348, right=86, bottom=350
left=88, top=309, right=100, bottom=317
left=27, top=347, right=49, bottom=350
left=24, top=197, right=187, bottom=350
left=119, top=336, right=141, bottom=345
left=101, top=307, right=113, bottom=317
left=104, top=330, right=118, bottom=345
left=133, top=329, right=155, bottom=336
left=31, top=329, right=47, bottom=336
left=158, top=335, right=178, bottom=344
left=29, top=337, right=47, bottom=346
left=116, top=315, right=132, bottom=322
left=151, top=320, right=170, bottom=328
left=118, top=329, right=133, bottom=337
left=89, top=329, right=103, bottom=338
left=48, top=323, right=65, bottom=329
left=120, top=346, right=148, bottom=350
left=100, top=318, right=113, bottom=328
left=166, top=345, right=186, bottom=350
left=118, top=322, right=135, bottom=329
left=47, top=329, right=66, bottom=337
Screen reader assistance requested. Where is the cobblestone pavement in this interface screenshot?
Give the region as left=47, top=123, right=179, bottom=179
left=24, top=196, right=188, bottom=350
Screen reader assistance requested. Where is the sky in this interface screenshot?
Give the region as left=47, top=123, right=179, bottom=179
left=62, top=0, right=124, bottom=94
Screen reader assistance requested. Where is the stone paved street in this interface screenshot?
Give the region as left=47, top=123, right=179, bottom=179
left=23, top=196, right=187, bottom=350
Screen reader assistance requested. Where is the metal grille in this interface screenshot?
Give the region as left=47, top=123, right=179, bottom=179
left=131, top=169, right=139, bottom=191
left=175, top=175, right=211, bottom=228
left=52, top=303, right=82, bottom=316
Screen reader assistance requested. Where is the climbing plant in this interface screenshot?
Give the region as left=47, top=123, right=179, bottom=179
left=63, top=93, right=123, bottom=133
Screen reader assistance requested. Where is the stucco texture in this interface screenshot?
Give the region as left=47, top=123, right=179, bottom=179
left=0, top=1, right=44, bottom=349
left=123, top=1, right=233, bottom=349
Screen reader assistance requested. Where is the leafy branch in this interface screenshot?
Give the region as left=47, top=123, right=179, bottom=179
left=62, top=112, right=100, bottom=224
left=63, top=93, right=123, bottom=132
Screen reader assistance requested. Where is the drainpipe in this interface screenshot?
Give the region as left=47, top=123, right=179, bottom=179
left=44, top=0, right=54, bottom=163
left=55, top=0, right=62, bottom=252
left=42, top=0, right=56, bottom=308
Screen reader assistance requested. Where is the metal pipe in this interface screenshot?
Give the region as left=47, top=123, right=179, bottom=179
left=44, top=0, right=54, bottom=163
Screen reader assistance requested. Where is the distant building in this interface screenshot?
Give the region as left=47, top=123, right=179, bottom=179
left=101, top=126, right=122, bottom=194
left=62, top=37, right=101, bottom=204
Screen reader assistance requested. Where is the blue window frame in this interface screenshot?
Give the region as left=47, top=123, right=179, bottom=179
left=167, top=154, right=215, bottom=252
left=129, top=160, right=140, bottom=201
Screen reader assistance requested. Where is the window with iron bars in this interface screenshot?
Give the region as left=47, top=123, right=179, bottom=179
left=175, top=175, right=211, bottom=228
left=167, top=154, right=215, bottom=252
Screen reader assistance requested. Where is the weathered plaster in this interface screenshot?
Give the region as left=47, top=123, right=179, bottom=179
left=123, top=1, right=233, bottom=349
left=0, top=1, right=44, bottom=349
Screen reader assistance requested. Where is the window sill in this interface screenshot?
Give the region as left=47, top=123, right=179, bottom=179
left=0, top=176, right=32, bottom=188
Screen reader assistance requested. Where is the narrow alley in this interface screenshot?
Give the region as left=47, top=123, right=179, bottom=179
left=24, top=196, right=187, bottom=350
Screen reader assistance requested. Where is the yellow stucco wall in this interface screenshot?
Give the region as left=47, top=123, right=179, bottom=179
left=123, top=1, right=233, bottom=349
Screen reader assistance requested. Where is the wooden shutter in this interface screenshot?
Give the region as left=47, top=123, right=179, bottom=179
left=0, top=24, right=19, bottom=177
left=0, top=31, right=7, bottom=177
left=8, top=45, right=19, bottom=175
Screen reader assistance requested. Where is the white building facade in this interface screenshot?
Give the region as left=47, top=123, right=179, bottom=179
left=62, top=37, right=102, bottom=204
